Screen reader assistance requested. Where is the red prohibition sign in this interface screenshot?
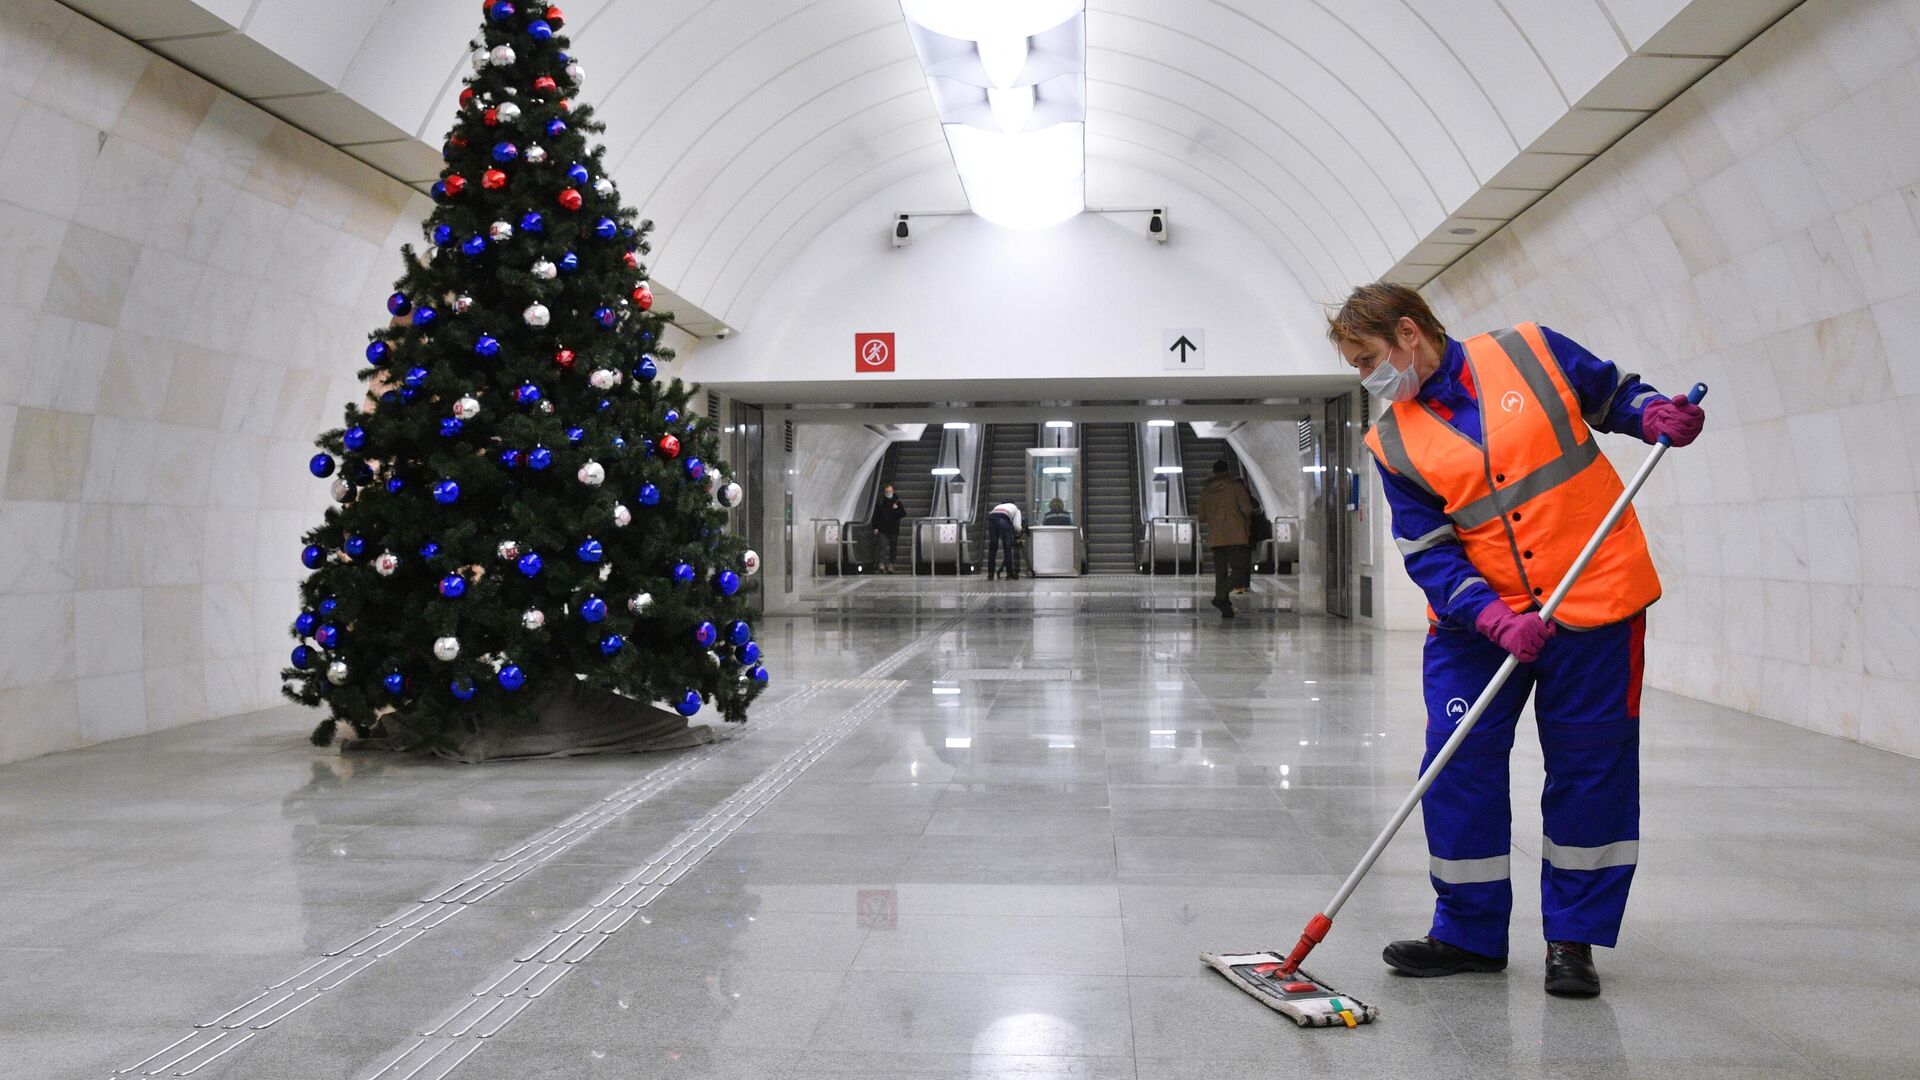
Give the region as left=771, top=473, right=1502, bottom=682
left=855, top=332, right=895, bottom=372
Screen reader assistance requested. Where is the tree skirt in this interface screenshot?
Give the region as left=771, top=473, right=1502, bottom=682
left=346, top=680, right=734, bottom=763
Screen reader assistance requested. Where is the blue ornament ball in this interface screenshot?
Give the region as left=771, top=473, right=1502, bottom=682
left=474, top=334, right=501, bottom=357
left=642, top=438, right=655, bottom=457
left=517, top=551, right=544, bottom=577
left=384, top=672, right=406, bottom=695
left=365, top=340, right=390, bottom=365
left=386, top=476, right=406, bottom=494
left=741, top=641, right=762, bottom=665
left=419, top=542, right=441, bottom=559
left=350, top=462, right=374, bottom=485
left=515, top=383, right=544, bottom=406
left=635, top=356, right=658, bottom=382
left=567, top=163, right=590, bottom=185
left=439, top=418, right=463, bottom=437
left=294, top=611, right=317, bottom=636
left=694, top=621, right=717, bottom=647
left=491, top=141, right=518, bottom=163
left=520, top=211, right=545, bottom=234
left=546, top=119, right=568, bottom=138
left=301, top=544, right=325, bottom=569
left=609, top=437, right=627, bottom=455
left=431, top=181, right=447, bottom=200
left=529, top=19, right=552, bottom=40
left=597, top=398, right=612, bottom=412
left=387, top=292, right=411, bottom=316
left=343, top=426, right=367, bottom=451
left=404, top=366, right=429, bottom=388
left=498, top=664, right=526, bottom=691
left=309, top=453, right=335, bottom=478
left=438, top=573, right=466, bottom=598
left=594, top=306, right=616, bottom=329
left=749, top=665, right=768, bottom=685
left=432, top=479, right=460, bottom=504
left=432, top=224, right=453, bottom=245
left=580, top=595, right=608, bottom=623
left=664, top=409, right=680, bottom=425
left=599, top=633, right=624, bottom=656
left=576, top=538, right=603, bottom=563
left=636, top=482, right=660, bottom=506
left=291, top=645, right=314, bottom=669
left=461, top=235, right=488, bottom=257
left=488, top=1, right=515, bottom=22
left=379, top=390, right=401, bottom=408
left=343, top=535, right=366, bottom=557
left=558, top=251, right=579, bottom=273
left=565, top=427, right=586, bottom=444
left=672, top=561, right=696, bottom=585
left=675, top=691, right=702, bottom=717
left=684, top=457, right=705, bottom=481
left=593, top=217, right=617, bottom=240
left=315, top=623, right=340, bottom=648
left=450, top=676, right=476, bottom=701
left=318, top=597, right=338, bottom=613
left=527, top=446, right=553, bottom=470
left=500, top=448, right=523, bottom=469
left=413, top=305, right=438, bottom=328
left=714, top=570, right=741, bottom=597
left=727, top=620, right=751, bottom=646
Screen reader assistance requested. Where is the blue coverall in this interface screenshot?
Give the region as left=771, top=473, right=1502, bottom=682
left=1377, top=327, right=1662, bottom=957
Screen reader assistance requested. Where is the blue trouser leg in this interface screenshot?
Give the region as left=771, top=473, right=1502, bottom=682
left=1531, top=615, right=1643, bottom=948
left=1421, top=625, right=1534, bottom=959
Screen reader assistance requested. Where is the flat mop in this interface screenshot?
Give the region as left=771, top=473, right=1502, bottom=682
left=1204, top=383, right=1709, bottom=1028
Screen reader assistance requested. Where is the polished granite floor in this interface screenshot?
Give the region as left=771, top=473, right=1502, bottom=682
left=4, top=575, right=1919, bottom=1079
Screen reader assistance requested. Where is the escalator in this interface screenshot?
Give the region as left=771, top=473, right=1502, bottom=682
left=972, top=423, right=1037, bottom=571
left=871, top=427, right=941, bottom=572
left=1080, top=422, right=1139, bottom=573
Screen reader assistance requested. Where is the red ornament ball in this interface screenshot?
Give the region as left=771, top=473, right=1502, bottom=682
left=557, top=98, right=573, bottom=114
left=460, top=87, right=476, bottom=108
left=659, top=434, right=681, bottom=459
left=553, top=347, right=576, bottom=370
left=632, top=283, right=653, bottom=310
left=482, top=168, right=509, bottom=190
left=450, top=134, right=468, bottom=148
left=622, top=250, right=640, bottom=270
left=444, top=174, right=468, bottom=197
left=546, top=5, right=566, bottom=27
left=533, top=75, right=558, bottom=96
left=484, top=107, right=501, bottom=127
left=557, top=187, right=583, bottom=211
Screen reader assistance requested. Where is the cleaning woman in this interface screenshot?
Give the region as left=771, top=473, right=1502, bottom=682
left=1327, top=283, right=1704, bottom=997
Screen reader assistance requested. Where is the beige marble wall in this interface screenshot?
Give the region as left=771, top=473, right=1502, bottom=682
left=1424, top=0, right=1920, bottom=756
left=0, top=0, right=427, bottom=762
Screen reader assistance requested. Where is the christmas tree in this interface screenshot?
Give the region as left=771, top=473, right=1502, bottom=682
left=284, top=0, right=767, bottom=750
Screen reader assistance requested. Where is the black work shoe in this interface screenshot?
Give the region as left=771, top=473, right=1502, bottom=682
left=1545, top=941, right=1600, bottom=997
left=1211, top=598, right=1234, bottom=618
left=1383, top=936, right=1507, bottom=977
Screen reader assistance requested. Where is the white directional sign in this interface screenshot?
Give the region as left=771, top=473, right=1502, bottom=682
left=1163, top=328, right=1205, bottom=370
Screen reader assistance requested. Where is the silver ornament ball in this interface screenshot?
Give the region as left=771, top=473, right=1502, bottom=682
left=531, top=259, right=557, bottom=280
left=489, top=220, right=514, bottom=242
left=490, top=44, right=517, bottom=67
left=452, top=294, right=474, bottom=314
left=525, top=144, right=547, bottom=164
left=453, top=396, right=480, bottom=420
left=470, top=48, right=490, bottom=70
left=719, top=481, right=744, bottom=508
left=331, top=477, right=353, bottom=502
left=523, top=302, right=551, bottom=328
left=326, top=659, right=349, bottom=685
left=628, top=591, right=653, bottom=614
left=588, top=368, right=618, bottom=391
left=612, top=503, right=631, bottom=527
left=497, top=539, right=521, bottom=561
left=373, top=551, right=400, bottom=576
left=742, top=550, right=761, bottom=576
left=433, top=636, right=460, bottom=662
left=577, top=460, right=605, bottom=486
left=521, top=608, right=546, bottom=630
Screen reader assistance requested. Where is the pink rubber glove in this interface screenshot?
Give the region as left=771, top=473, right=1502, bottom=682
left=1475, top=601, right=1556, bottom=663
left=1640, top=394, right=1704, bottom=447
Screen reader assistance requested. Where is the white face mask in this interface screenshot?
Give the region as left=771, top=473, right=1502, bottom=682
left=1361, top=340, right=1422, bottom=403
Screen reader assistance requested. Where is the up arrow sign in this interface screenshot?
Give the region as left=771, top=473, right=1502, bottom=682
left=1162, top=328, right=1205, bottom=370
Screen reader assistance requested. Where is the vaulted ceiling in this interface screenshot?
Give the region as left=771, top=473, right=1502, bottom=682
left=63, top=0, right=1801, bottom=332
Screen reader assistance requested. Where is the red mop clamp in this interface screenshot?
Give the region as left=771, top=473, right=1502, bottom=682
left=1277, top=913, right=1332, bottom=975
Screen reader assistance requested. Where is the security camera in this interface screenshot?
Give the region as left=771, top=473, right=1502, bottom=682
left=892, top=214, right=911, bottom=248
left=1147, top=208, right=1167, bottom=243
left=715, top=328, right=731, bottom=340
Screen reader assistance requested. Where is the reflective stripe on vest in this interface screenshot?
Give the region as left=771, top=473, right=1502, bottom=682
left=1541, top=838, right=1638, bottom=872
left=1366, top=323, right=1660, bottom=628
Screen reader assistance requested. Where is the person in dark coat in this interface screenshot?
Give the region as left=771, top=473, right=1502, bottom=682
left=871, top=484, right=906, bottom=572
left=1195, top=460, right=1254, bottom=618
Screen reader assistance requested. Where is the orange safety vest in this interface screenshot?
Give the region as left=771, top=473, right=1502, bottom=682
left=1363, top=323, right=1660, bottom=629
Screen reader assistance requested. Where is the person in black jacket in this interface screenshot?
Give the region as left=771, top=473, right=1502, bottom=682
left=871, top=484, right=907, bottom=572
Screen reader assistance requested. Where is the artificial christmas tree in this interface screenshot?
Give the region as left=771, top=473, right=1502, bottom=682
left=284, top=0, right=767, bottom=754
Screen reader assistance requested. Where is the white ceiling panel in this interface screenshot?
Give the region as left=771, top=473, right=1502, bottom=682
left=61, top=0, right=1802, bottom=331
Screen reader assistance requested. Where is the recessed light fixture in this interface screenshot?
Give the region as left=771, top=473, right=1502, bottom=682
left=1042, top=466, right=1073, bottom=474
left=931, top=466, right=961, bottom=476
left=1045, top=420, right=1074, bottom=428
left=1449, top=226, right=1477, bottom=236
left=1147, top=419, right=1176, bottom=428
left=1152, top=465, right=1183, bottom=474
left=943, top=422, right=971, bottom=429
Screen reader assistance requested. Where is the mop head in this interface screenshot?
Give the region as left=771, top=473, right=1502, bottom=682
left=1200, top=951, right=1381, bottom=1028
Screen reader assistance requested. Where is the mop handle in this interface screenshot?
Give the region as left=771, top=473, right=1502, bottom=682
left=1278, top=383, right=1706, bottom=972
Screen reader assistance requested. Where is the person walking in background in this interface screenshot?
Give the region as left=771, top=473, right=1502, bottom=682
left=986, top=500, right=1023, bottom=580
left=871, top=483, right=906, bottom=573
left=1196, top=459, right=1254, bottom=618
